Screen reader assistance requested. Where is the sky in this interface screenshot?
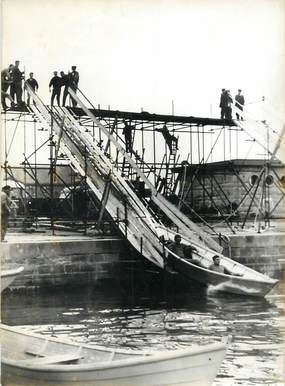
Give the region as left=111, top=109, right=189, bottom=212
left=1, top=0, right=285, bottom=165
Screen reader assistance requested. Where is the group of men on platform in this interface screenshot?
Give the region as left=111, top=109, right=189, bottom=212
left=219, top=89, right=245, bottom=120
left=1, top=61, right=25, bottom=109
left=1, top=60, right=79, bottom=110
left=48, top=66, right=79, bottom=107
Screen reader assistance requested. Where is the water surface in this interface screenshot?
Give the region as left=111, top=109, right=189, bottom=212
left=2, top=283, right=285, bottom=385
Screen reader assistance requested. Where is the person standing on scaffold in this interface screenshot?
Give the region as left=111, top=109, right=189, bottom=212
left=235, top=89, right=245, bottom=120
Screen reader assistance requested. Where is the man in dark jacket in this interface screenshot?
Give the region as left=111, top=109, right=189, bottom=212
left=235, top=89, right=245, bottom=120
left=60, top=71, right=70, bottom=107
left=122, top=119, right=134, bottom=152
left=1, top=64, right=14, bottom=109
left=225, top=90, right=233, bottom=120
left=69, top=66, right=79, bottom=107
left=156, top=123, right=178, bottom=154
left=10, top=60, right=24, bottom=106
left=219, top=88, right=227, bottom=119
left=49, top=71, right=61, bottom=106
left=25, top=72, right=39, bottom=105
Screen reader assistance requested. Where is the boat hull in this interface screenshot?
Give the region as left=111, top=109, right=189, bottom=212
left=1, top=324, right=228, bottom=386
left=169, top=255, right=278, bottom=297
left=1, top=266, right=24, bottom=292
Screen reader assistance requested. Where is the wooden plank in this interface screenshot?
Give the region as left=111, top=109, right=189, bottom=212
left=20, top=353, right=82, bottom=365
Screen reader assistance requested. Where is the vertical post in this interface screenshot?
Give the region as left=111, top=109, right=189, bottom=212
left=229, top=127, right=231, bottom=160
left=236, top=127, right=239, bottom=159
left=116, top=207, right=119, bottom=226
left=266, top=124, right=270, bottom=228
left=108, top=105, right=111, bottom=159
left=202, top=125, right=205, bottom=164
left=84, top=145, right=88, bottom=235
left=153, top=122, right=156, bottom=187
left=223, top=126, right=226, bottom=161
left=124, top=199, right=128, bottom=238
left=197, top=126, right=200, bottom=163
left=140, top=236, right=143, bottom=255
left=210, top=126, right=213, bottom=163
left=34, top=118, right=38, bottom=201
left=23, top=109, right=27, bottom=207
left=141, top=122, right=144, bottom=173
left=4, top=112, right=7, bottom=179
left=49, top=108, right=55, bottom=235
left=190, top=124, right=192, bottom=165
left=71, top=169, right=75, bottom=224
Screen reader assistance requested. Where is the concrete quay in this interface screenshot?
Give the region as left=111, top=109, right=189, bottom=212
left=1, top=226, right=284, bottom=291
left=1, top=231, right=128, bottom=289
left=212, top=222, right=285, bottom=280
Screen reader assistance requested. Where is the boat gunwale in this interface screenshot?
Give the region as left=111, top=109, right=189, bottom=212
left=158, top=225, right=278, bottom=285
left=1, top=324, right=229, bottom=372
left=1, top=266, right=24, bottom=278
left=167, top=249, right=278, bottom=286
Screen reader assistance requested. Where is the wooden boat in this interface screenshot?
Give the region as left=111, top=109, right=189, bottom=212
left=1, top=323, right=229, bottom=386
left=1, top=266, right=24, bottom=292
left=158, top=226, right=278, bottom=297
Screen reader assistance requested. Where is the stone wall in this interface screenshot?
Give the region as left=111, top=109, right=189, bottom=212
left=2, top=232, right=284, bottom=292
left=216, top=232, right=285, bottom=280
left=182, top=160, right=285, bottom=219
left=1, top=237, right=127, bottom=289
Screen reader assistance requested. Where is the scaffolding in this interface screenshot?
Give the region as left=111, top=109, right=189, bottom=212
left=1, top=87, right=284, bottom=237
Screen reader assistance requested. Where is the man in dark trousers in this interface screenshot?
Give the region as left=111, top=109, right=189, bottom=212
left=225, top=90, right=233, bottom=120
left=122, top=119, right=134, bottom=152
left=49, top=71, right=61, bottom=106
left=25, top=72, right=39, bottom=105
left=219, top=88, right=227, bottom=119
left=235, top=89, right=245, bottom=120
left=156, top=123, right=178, bottom=154
left=1, top=64, right=14, bottom=110
left=10, top=60, right=24, bottom=107
left=69, top=65, right=79, bottom=107
left=60, top=71, right=70, bottom=107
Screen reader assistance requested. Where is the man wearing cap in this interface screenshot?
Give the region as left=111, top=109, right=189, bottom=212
left=1, top=185, right=12, bottom=241
left=235, top=89, right=245, bottom=120
left=69, top=65, right=79, bottom=107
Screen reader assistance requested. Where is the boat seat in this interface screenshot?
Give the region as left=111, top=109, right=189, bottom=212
left=20, top=353, right=83, bottom=365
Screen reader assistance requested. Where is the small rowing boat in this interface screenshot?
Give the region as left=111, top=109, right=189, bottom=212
left=1, top=265, right=24, bottom=292
left=1, top=323, right=229, bottom=386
